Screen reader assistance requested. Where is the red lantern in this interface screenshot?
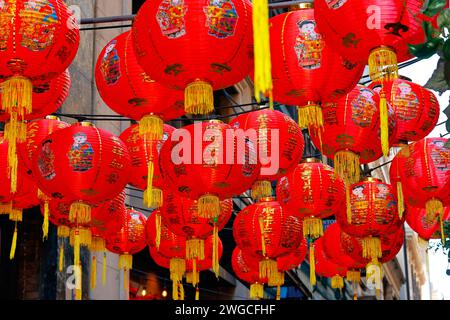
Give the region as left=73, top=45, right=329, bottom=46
left=120, top=123, right=175, bottom=209
left=390, top=138, right=450, bottom=241
left=309, top=85, right=396, bottom=185
left=31, top=121, right=131, bottom=225
left=276, top=157, right=345, bottom=238
left=336, top=177, right=399, bottom=262
left=0, top=1, right=78, bottom=188
left=406, top=205, right=450, bottom=242
left=160, top=120, right=259, bottom=218
left=105, top=208, right=147, bottom=291
left=229, top=109, right=304, bottom=199
left=369, top=79, right=440, bottom=146
left=233, top=197, right=303, bottom=284
left=314, top=237, right=347, bottom=290
left=231, top=247, right=267, bottom=300
left=132, top=0, right=253, bottom=115
left=315, top=0, right=425, bottom=81
left=269, top=5, right=364, bottom=129
left=160, top=191, right=232, bottom=276
left=95, top=31, right=184, bottom=139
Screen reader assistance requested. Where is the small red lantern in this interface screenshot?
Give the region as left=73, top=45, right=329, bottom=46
left=120, top=123, right=175, bottom=209
left=390, top=138, right=450, bottom=241
left=369, top=79, right=440, bottom=147
left=314, top=237, right=347, bottom=290
left=336, top=177, right=399, bottom=262
left=406, top=205, right=450, bottom=242
left=105, top=208, right=147, bottom=292
left=160, top=120, right=259, bottom=218
left=31, top=121, right=131, bottom=226
left=95, top=31, right=184, bottom=139
left=229, top=109, right=304, bottom=199
left=309, top=85, right=396, bottom=185
left=269, top=4, right=364, bottom=129
left=231, top=247, right=267, bottom=300
left=276, top=157, right=345, bottom=238
left=132, top=0, right=253, bottom=115
left=233, top=197, right=303, bottom=285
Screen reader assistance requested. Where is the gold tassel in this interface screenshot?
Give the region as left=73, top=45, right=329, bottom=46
left=251, top=180, right=272, bottom=200
left=259, top=258, right=278, bottom=285
left=74, top=229, right=80, bottom=268
left=119, top=254, right=133, bottom=270
left=346, top=270, right=361, bottom=283
left=276, top=285, right=281, bottom=300
left=197, top=194, right=220, bottom=219
left=334, top=150, right=360, bottom=185
left=250, top=283, right=264, bottom=300
left=102, top=252, right=107, bottom=286
left=91, top=255, right=97, bottom=289
left=59, top=243, right=64, bottom=272
left=195, top=286, right=200, bottom=301
left=69, top=202, right=92, bottom=224
left=303, top=217, right=323, bottom=239
left=143, top=159, right=154, bottom=208
left=399, top=143, right=410, bottom=157
left=10, top=221, right=18, bottom=260
left=252, top=0, right=273, bottom=109
left=309, top=244, right=316, bottom=286
left=379, top=90, right=390, bottom=157
left=178, top=282, right=185, bottom=300
left=426, top=198, right=443, bottom=223
left=186, top=238, right=205, bottom=260
left=396, top=181, right=404, bottom=219
left=297, top=104, right=323, bottom=130
left=70, top=227, right=92, bottom=247
left=123, top=269, right=128, bottom=291
left=353, top=282, right=358, bottom=300
left=258, top=216, right=266, bottom=256
left=89, top=236, right=105, bottom=252
left=345, top=183, right=352, bottom=224
left=1, top=76, right=33, bottom=114
left=331, top=275, right=344, bottom=290
left=42, top=201, right=49, bottom=241
left=170, top=258, right=186, bottom=283
left=4, top=120, right=25, bottom=193
left=9, top=207, right=23, bottom=222
left=173, top=281, right=179, bottom=300
left=191, top=259, right=199, bottom=287
left=139, top=114, right=163, bottom=140
left=58, top=226, right=70, bottom=238
left=440, top=213, right=446, bottom=245
left=185, top=80, right=214, bottom=115
left=0, top=202, right=12, bottom=215
left=368, top=47, right=398, bottom=82
left=212, top=224, right=219, bottom=278
left=156, top=212, right=161, bottom=250
left=144, top=188, right=163, bottom=210
left=362, top=236, right=382, bottom=260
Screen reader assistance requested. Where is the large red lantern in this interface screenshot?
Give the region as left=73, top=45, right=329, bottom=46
left=229, top=109, right=304, bottom=199
left=31, top=121, right=131, bottom=225
left=309, top=85, right=395, bottom=185
left=160, top=191, right=232, bottom=276
left=95, top=31, right=184, bottom=139
left=314, top=237, right=347, bottom=290
left=406, top=205, right=450, bottom=242
left=269, top=4, right=364, bottom=129
left=120, top=123, right=175, bottom=209
left=276, top=158, right=345, bottom=239
left=336, top=177, right=399, bottom=262
left=160, top=120, right=259, bottom=218
left=390, top=138, right=450, bottom=232
left=315, top=0, right=425, bottom=81
left=369, top=79, right=439, bottom=147
left=0, top=1, right=78, bottom=185
left=132, top=0, right=253, bottom=115
left=105, top=208, right=147, bottom=293
left=233, top=197, right=303, bottom=284
left=231, top=247, right=267, bottom=300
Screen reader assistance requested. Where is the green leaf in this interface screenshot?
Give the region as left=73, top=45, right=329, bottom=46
left=446, top=119, right=450, bottom=133
left=444, top=104, right=450, bottom=117
left=424, top=0, right=448, bottom=17
left=425, top=58, right=450, bottom=94
left=444, top=39, right=450, bottom=61
left=438, top=8, right=450, bottom=29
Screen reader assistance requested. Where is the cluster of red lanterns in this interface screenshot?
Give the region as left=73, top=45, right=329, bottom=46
left=0, top=0, right=448, bottom=302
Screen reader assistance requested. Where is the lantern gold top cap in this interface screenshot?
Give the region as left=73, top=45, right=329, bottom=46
left=301, top=157, right=320, bottom=164
left=363, top=177, right=382, bottom=183
left=289, top=2, right=313, bottom=11
left=77, top=121, right=95, bottom=127
left=259, top=197, right=275, bottom=202
left=45, top=115, right=60, bottom=121
left=208, top=119, right=223, bottom=124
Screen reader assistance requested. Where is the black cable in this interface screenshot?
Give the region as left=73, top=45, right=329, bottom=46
left=80, top=24, right=132, bottom=31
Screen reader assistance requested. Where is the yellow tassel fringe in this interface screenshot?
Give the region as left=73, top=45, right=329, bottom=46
left=59, top=243, right=64, bottom=272
left=379, top=90, right=390, bottom=157
left=70, top=228, right=92, bottom=247
left=0, top=202, right=12, bottom=215
left=69, top=202, right=92, bottom=224
left=331, top=275, right=344, bottom=290
left=368, top=47, right=398, bottom=82
left=10, top=222, right=18, bottom=260
left=198, top=194, right=220, bottom=219
left=144, top=188, right=163, bottom=210
left=297, top=104, right=323, bottom=130
left=42, top=200, right=49, bottom=241
left=195, top=286, right=200, bottom=301
left=119, top=254, right=133, bottom=270
left=362, top=237, right=382, bottom=260
left=258, top=216, right=267, bottom=257
left=103, top=252, right=107, bottom=286
left=426, top=198, right=443, bottom=223
left=185, top=80, right=214, bottom=115
left=9, top=207, right=23, bottom=222
left=346, top=270, right=361, bottom=283
left=139, top=114, right=163, bottom=140
left=4, top=120, right=25, bottom=193
left=346, top=183, right=352, bottom=224
left=276, top=285, right=281, bottom=300
left=91, top=255, right=97, bottom=289
left=397, top=181, right=404, bottom=219
left=186, top=238, right=205, bottom=261
left=89, top=236, right=106, bottom=252
left=334, top=150, right=360, bottom=185
left=303, top=217, right=323, bottom=239
left=251, top=180, right=272, bottom=200
left=259, top=258, right=278, bottom=285
left=212, top=225, right=220, bottom=278
left=250, top=283, right=264, bottom=300
left=155, top=212, right=161, bottom=250
left=58, top=226, right=70, bottom=238
left=309, top=245, right=316, bottom=286
left=170, top=258, right=186, bottom=283
left=1, top=76, right=33, bottom=114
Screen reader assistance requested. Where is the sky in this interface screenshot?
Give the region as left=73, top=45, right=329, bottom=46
left=400, top=55, right=449, bottom=300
